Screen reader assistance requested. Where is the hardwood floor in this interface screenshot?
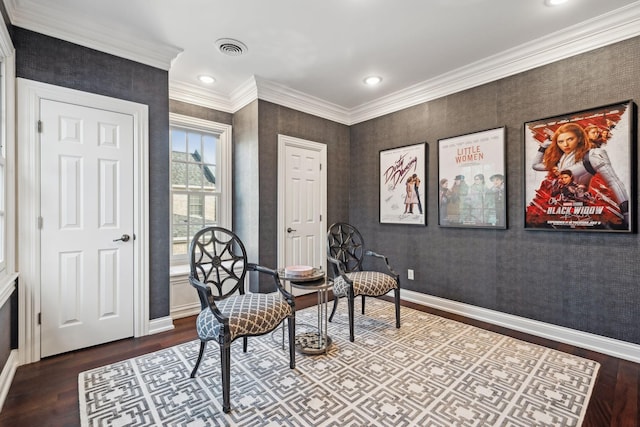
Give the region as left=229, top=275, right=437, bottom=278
left=1, top=295, right=638, bottom=426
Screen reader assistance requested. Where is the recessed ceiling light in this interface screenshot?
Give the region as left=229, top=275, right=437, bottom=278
left=363, top=76, right=382, bottom=86
left=198, top=75, right=215, bottom=84
left=545, top=0, right=568, bottom=6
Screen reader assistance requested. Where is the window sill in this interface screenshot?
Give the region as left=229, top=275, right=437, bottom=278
left=170, top=265, right=190, bottom=278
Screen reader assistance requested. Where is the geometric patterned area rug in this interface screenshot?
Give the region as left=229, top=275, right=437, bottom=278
left=79, top=299, right=599, bottom=426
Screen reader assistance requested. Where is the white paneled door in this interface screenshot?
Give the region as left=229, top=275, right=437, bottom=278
left=278, top=135, right=327, bottom=296
left=39, top=99, right=135, bottom=357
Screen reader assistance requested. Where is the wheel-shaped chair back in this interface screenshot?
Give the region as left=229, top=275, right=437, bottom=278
left=327, top=222, right=365, bottom=274
left=190, top=226, right=247, bottom=307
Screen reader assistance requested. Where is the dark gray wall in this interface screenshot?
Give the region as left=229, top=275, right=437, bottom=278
left=350, top=36, right=640, bottom=345
left=257, top=101, right=351, bottom=275
left=234, top=100, right=351, bottom=291
left=14, top=27, right=171, bottom=319
left=233, top=100, right=261, bottom=290
left=4, top=22, right=638, bottom=367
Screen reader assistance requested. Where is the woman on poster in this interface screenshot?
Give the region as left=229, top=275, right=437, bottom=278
left=531, top=122, right=629, bottom=225
left=403, top=176, right=418, bottom=214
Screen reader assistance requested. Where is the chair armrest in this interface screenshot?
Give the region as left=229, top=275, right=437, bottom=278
left=364, top=250, right=400, bottom=279
left=247, top=263, right=295, bottom=305
left=189, top=275, right=229, bottom=325
left=327, top=256, right=353, bottom=284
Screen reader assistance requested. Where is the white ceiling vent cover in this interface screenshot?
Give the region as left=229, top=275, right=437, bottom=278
left=215, top=38, right=248, bottom=56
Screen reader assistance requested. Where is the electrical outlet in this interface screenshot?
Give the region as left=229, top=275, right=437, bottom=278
left=408, top=269, right=414, bottom=280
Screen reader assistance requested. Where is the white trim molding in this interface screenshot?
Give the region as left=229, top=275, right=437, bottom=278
left=0, top=350, right=18, bottom=412
left=0, top=273, right=18, bottom=308
left=169, top=2, right=640, bottom=125
left=401, top=289, right=640, bottom=364
left=148, top=316, right=175, bottom=335
left=7, top=0, right=640, bottom=124
left=4, top=0, right=182, bottom=70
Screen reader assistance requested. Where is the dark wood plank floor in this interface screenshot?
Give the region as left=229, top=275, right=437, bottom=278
left=1, top=295, right=638, bottom=426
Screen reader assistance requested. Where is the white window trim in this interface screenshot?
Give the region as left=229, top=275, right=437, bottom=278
left=0, top=8, right=17, bottom=300
left=169, top=113, right=232, bottom=265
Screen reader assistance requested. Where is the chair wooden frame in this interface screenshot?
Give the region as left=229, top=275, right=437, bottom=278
left=188, top=226, right=296, bottom=413
left=327, top=222, right=401, bottom=341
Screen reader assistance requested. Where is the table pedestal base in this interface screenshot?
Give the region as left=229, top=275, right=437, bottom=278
left=295, top=332, right=332, bottom=355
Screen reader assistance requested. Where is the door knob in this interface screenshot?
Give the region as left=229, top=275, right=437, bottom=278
left=287, top=227, right=296, bottom=233
left=113, top=234, right=131, bottom=242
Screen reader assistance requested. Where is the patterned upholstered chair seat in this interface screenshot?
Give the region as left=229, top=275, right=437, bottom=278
left=196, top=293, right=293, bottom=342
left=332, top=271, right=398, bottom=299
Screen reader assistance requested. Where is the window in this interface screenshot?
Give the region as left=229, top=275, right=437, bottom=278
left=0, top=16, right=15, bottom=290
left=0, top=127, right=4, bottom=272
left=0, top=130, right=4, bottom=272
left=170, top=114, right=231, bottom=264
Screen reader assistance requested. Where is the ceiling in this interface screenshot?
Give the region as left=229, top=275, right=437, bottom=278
left=5, top=0, right=640, bottom=124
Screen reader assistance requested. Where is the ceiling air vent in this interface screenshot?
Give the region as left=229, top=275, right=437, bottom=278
left=215, top=38, right=248, bottom=56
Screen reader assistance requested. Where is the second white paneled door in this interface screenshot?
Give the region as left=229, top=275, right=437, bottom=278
left=278, top=135, right=327, bottom=296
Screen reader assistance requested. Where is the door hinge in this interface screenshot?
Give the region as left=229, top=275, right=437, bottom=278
left=319, top=163, right=322, bottom=171
left=320, top=214, right=322, bottom=221
left=37, top=120, right=43, bottom=133
left=37, top=312, right=41, bottom=325
left=38, top=216, right=43, bottom=229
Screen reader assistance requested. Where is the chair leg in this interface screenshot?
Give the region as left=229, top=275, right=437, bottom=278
left=287, top=316, right=296, bottom=369
left=242, top=337, right=248, bottom=353
left=220, top=344, right=231, bottom=413
left=328, top=296, right=339, bottom=322
left=361, top=295, right=366, bottom=314
left=348, top=294, right=355, bottom=342
left=190, top=340, right=207, bottom=378
left=394, top=287, right=401, bottom=328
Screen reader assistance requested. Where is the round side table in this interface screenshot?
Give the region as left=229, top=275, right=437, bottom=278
left=290, top=277, right=333, bottom=355
left=278, top=268, right=333, bottom=355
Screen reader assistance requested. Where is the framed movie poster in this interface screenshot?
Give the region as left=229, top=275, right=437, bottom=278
left=524, top=100, right=635, bottom=232
left=379, top=142, right=426, bottom=225
left=438, top=127, right=506, bottom=229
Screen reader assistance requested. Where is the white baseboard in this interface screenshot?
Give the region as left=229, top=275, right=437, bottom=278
left=0, top=349, right=18, bottom=412
left=170, top=304, right=200, bottom=320
left=148, top=316, right=174, bottom=335
left=401, top=289, right=640, bottom=364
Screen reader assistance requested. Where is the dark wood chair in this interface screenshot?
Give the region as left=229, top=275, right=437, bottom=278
left=188, top=226, right=296, bottom=413
left=327, top=222, right=400, bottom=342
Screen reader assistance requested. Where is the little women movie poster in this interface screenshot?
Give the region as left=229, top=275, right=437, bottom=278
left=524, top=101, right=635, bottom=232
left=438, top=127, right=506, bottom=229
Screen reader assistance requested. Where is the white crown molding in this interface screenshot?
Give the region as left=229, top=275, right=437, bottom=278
left=401, top=289, right=640, bottom=364
left=349, top=1, right=640, bottom=124
left=253, top=77, right=351, bottom=125
left=169, top=80, right=235, bottom=113
left=170, top=1, right=640, bottom=124
left=5, top=0, right=182, bottom=70
left=229, top=76, right=259, bottom=112
left=9, top=0, right=639, bottom=123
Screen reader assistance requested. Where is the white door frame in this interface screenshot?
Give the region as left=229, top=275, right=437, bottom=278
left=277, top=134, right=327, bottom=271
left=17, top=78, right=150, bottom=364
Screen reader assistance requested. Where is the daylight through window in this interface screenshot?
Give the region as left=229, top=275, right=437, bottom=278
left=170, top=115, right=231, bottom=263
